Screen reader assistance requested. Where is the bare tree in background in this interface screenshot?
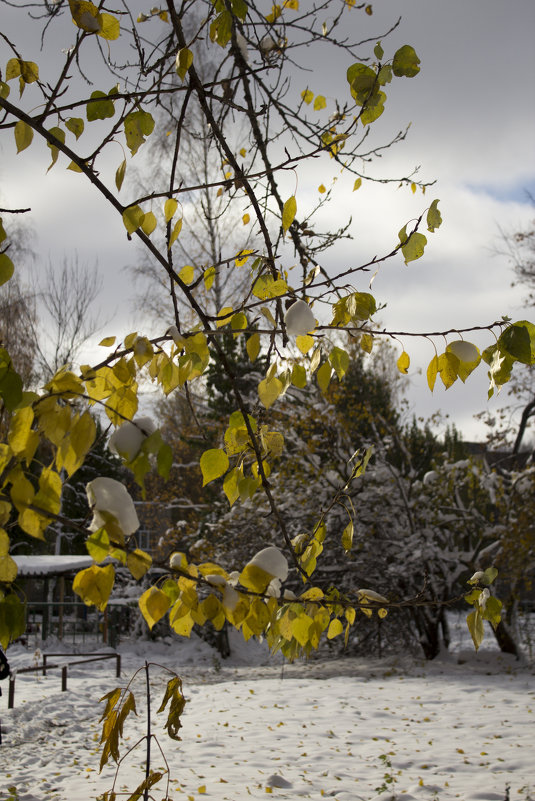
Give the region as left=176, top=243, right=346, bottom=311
left=130, top=56, right=257, bottom=323
left=31, top=256, right=103, bottom=381
left=0, top=275, right=37, bottom=385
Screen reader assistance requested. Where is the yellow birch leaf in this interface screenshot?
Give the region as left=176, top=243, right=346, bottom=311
left=122, top=205, right=144, bottom=234
left=282, top=195, right=297, bottom=234
left=140, top=211, right=157, bottom=236
left=127, top=549, right=152, bottom=580
left=327, top=618, right=343, bottom=639
left=235, top=249, right=254, bottom=266
left=14, top=121, right=33, bottom=153
left=73, top=564, right=115, bottom=612
left=316, top=361, right=331, bottom=393
left=216, top=306, right=233, bottom=327
left=427, top=355, right=438, bottom=391
left=397, top=350, right=410, bottom=374
left=169, top=217, right=183, bottom=248
left=178, top=264, right=194, bottom=285
left=164, top=198, right=178, bottom=222
left=115, top=159, right=126, bottom=191
left=296, top=335, right=314, bottom=354
left=139, top=586, right=171, bottom=629
left=246, top=333, right=260, bottom=362
left=258, top=376, right=282, bottom=409
left=200, top=448, right=229, bottom=486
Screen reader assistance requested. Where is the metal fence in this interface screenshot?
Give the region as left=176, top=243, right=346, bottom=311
left=23, top=601, right=134, bottom=648
left=7, top=652, right=122, bottom=709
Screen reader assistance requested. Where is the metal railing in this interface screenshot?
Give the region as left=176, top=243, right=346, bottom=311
left=23, top=601, right=133, bottom=648
left=7, top=652, right=121, bottom=709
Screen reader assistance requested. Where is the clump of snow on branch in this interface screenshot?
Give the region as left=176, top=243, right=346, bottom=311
left=86, top=477, right=139, bottom=536
left=284, top=300, right=316, bottom=336
left=248, top=546, right=289, bottom=582
left=109, top=416, right=156, bottom=462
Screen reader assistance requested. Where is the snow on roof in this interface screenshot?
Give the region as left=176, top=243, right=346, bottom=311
left=13, top=555, right=94, bottom=577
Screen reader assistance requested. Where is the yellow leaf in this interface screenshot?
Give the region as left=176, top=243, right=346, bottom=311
left=179, top=264, right=194, bottom=285
left=235, top=249, right=254, bottom=266
left=282, top=195, right=297, bottom=234
left=216, top=306, right=233, bottom=327
left=301, top=88, right=314, bottom=104
left=397, top=350, right=410, bottom=374
left=164, top=198, right=178, bottom=222
left=313, top=95, right=326, bottom=110
left=291, top=364, right=306, bottom=388
left=353, top=177, right=362, bottom=191
left=246, top=333, right=260, bottom=362
left=73, top=564, right=115, bottom=612
left=68, top=0, right=102, bottom=32
left=0, top=553, right=17, bottom=583
left=316, top=361, right=331, bottom=393
left=258, top=376, right=283, bottom=409
left=99, top=336, right=116, bottom=347
left=204, top=266, right=216, bottom=290
left=115, top=159, right=126, bottom=191
left=296, top=335, right=314, bottom=354
left=200, top=448, right=229, bottom=486
left=140, top=211, right=157, bottom=236
left=427, top=355, right=438, bottom=391
left=14, top=120, right=33, bottom=153
left=139, top=586, right=171, bottom=629
left=242, top=213, right=250, bottom=225
left=239, top=564, right=272, bottom=593
left=175, top=47, right=193, bottom=81
left=318, top=184, right=326, bottom=193
left=169, top=217, right=183, bottom=248
left=122, top=205, right=144, bottom=234
left=327, top=618, right=343, bottom=639
left=98, top=12, right=120, bottom=40
left=292, top=615, right=313, bottom=646
left=0, top=530, right=17, bottom=582
left=127, top=549, right=152, bottom=580
left=8, top=407, right=39, bottom=463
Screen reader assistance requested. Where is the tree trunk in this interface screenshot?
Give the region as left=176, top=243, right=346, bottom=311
left=492, top=620, right=519, bottom=657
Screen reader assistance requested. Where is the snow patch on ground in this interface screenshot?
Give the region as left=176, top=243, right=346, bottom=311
left=1, top=616, right=534, bottom=801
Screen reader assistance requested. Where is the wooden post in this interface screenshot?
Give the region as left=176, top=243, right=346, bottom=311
left=61, top=665, right=67, bottom=692
left=8, top=677, right=15, bottom=709
left=58, top=576, right=65, bottom=641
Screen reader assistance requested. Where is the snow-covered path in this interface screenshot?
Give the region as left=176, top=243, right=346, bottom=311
left=1, top=633, right=533, bottom=801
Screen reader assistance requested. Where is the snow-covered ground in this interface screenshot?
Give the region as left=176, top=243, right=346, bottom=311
left=1, top=616, right=534, bottom=801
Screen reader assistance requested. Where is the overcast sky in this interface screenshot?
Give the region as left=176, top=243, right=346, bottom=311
left=1, top=0, right=534, bottom=442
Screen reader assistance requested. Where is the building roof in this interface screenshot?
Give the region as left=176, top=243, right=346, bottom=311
left=13, top=555, right=94, bottom=577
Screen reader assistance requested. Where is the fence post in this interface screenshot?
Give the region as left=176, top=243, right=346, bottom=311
left=61, top=665, right=67, bottom=692
left=116, top=654, right=121, bottom=678
left=8, top=677, right=14, bottom=710
left=43, top=654, right=47, bottom=676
